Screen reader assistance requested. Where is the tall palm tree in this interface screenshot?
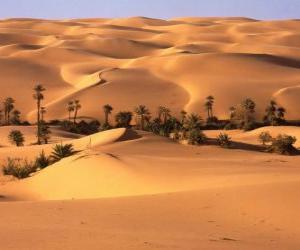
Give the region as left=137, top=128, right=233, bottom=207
left=33, top=84, right=46, bottom=145
left=73, top=100, right=81, bottom=124
left=40, top=107, right=46, bottom=121
left=205, top=96, right=214, bottom=120
left=158, top=106, right=165, bottom=122
left=265, top=100, right=277, bottom=125
left=162, top=107, right=171, bottom=124
left=103, top=104, right=113, bottom=125
left=67, top=101, right=75, bottom=121
left=3, top=97, right=15, bottom=125
left=134, top=105, right=150, bottom=130
left=241, top=98, right=255, bottom=124
left=158, top=106, right=171, bottom=124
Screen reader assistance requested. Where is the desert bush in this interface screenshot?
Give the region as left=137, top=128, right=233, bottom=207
left=60, top=120, right=100, bottom=135
left=100, top=122, right=113, bottom=131
left=217, top=133, right=232, bottom=148
left=8, top=130, right=25, bottom=146
left=259, top=131, right=273, bottom=146
left=51, top=143, right=75, bottom=162
left=35, top=150, right=51, bottom=169
left=186, top=129, right=207, bottom=145
left=224, top=123, right=237, bottom=130
left=2, top=158, right=37, bottom=179
left=268, top=134, right=297, bottom=155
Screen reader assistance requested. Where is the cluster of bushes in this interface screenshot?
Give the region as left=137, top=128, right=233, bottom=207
left=60, top=120, right=101, bottom=135
left=2, top=143, right=76, bottom=179
left=259, top=132, right=298, bottom=155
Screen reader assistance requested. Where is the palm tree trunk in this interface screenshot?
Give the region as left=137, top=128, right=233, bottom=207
left=7, top=111, right=10, bottom=125
left=37, top=100, right=41, bottom=144
left=68, top=111, right=71, bottom=121
left=105, top=112, right=108, bottom=125
left=74, top=108, right=78, bottom=124
left=141, top=116, right=144, bottom=130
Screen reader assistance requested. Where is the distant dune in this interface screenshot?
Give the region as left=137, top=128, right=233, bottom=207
left=0, top=17, right=300, bottom=122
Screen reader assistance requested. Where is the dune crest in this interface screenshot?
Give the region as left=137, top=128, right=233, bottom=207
left=0, top=17, right=299, bottom=122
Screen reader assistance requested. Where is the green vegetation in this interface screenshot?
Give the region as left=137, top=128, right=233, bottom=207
left=259, top=131, right=273, bottom=146
left=217, top=133, right=232, bottom=148
left=8, top=130, right=25, bottom=147
left=51, top=143, right=76, bottom=162
left=115, top=111, right=133, bottom=128
left=2, top=158, right=37, bottom=179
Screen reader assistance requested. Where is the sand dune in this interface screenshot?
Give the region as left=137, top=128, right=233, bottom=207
left=1, top=128, right=300, bottom=249
left=0, top=17, right=299, bottom=122
left=1, top=17, right=300, bottom=249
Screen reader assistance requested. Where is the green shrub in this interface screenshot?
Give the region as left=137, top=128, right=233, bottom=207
left=51, top=143, right=75, bottom=162
left=217, top=133, right=232, bottom=148
left=8, top=130, right=25, bottom=146
left=268, top=134, right=297, bottom=155
left=187, top=129, right=207, bottom=145
left=35, top=150, right=51, bottom=169
left=259, top=131, right=273, bottom=146
left=2, top=158, right=37, bottom=179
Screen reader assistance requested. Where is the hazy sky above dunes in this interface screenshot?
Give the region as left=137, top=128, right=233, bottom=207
left=0, top=0, right=299, bottom=20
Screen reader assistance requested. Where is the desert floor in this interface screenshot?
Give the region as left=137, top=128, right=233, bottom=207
left=0, top=126, right=300, bottom=250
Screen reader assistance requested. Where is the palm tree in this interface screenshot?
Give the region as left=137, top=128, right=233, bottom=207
left=180, top=110, right=187, bottom=125
left=115, top=111, right=133, bottom=128
left=103, top=104, right=113, bottom=125
left=241, top=98, right=255, bottom=123
left=134, top=105, right=150, bottom=130
left=3, top=97, right=15, bottom=125
left=11, top=110, right=21, bottom=125
left=73, top=100, right=81, bottom=124
left=67, top=101, right=75, bottom=121
left=40, top=107, right=46, bottom=121
left=204, top=96, right=214, bottom=120
left=8, top=130, right=25, bottom=147
left=40, top=122, right=51, bottom=144
left=264, top=100, right=277, bottom=125
left=277, top=107, right=286, bottom=122
left=33, top=84, right=46, bottom=144
left=159, top=106, right=171, bottom=124
left=158, top=106, right=165, bottom=122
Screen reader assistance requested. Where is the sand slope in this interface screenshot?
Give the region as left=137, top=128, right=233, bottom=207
left=1, top=128, right=300, bottom=249
left=0, top=17, right=300, bottom=121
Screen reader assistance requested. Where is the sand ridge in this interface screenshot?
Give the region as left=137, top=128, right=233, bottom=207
left=0, top=17, right=299, bottom=122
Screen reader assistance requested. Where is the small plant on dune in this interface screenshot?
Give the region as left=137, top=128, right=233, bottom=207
left=259, top=131, right=273, bottom=146
left=2, top=158, right=37, bottom=179
left=51, top=143, right=76, bottom=162
left=186, top=129, right=207, bottom=145
left=268, top=134, right=298, bottom=155
left=217, top=133, right=232, bottom=148
left=35, top=150, right=51, bottom=169
left=8, top=130, right=25, bottom=147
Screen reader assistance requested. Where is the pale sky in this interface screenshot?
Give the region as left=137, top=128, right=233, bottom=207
left=0, top=0, right=299, bottom=20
